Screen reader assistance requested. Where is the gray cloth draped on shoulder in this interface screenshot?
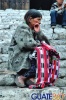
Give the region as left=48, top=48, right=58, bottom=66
left=8, top=21, right=50, bottom=72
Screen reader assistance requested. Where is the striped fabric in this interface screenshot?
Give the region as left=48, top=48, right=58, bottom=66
left=29, top=42, right=60, bottom=89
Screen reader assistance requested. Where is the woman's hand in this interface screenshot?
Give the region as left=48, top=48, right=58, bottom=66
left=58, top=6, right=62, bottom=10
left=34, top=23, right=40, bottom=33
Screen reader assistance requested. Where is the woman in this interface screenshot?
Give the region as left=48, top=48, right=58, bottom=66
left=8, top=9, right=50, bottom=87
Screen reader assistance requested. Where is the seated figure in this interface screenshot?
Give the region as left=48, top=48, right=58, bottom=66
left=8, top=9, right=50, bottom=87
left=50, top=0, right=66, bottom=28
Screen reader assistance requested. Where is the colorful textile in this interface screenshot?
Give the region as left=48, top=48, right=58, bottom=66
left=29, top=42, right=60, bottom=89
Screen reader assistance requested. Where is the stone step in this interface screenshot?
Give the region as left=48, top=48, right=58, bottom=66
left=0, top=69, right=16, bottom=75
left=0, top=74, right=15, bottom=86
left=0, top=69, right=17, bottom=86
left=0, top=68, right=65, bottom=87
left=53, top=45, right=66, bottom=52
left=59, top=68, right=66, bottom=78
left=0, top=62, right=8, bottom=70
left=44, top=32, right=66, bottom=40
left=61, top=87, right=66, bottom=93
left=0, top=30, right=14, bottom=39
left=0, top=55, right=66, bottom=70
left=60, top=60, right=66, bottom=68
left=0, top=86, right=65, bottom=100
left=0, top=69, right=18, bottom=86
left=0, top=42, right=10, bottom=54
left=52, top=33, right=66, bottom=40
left=54, top=27, right=66, bottom=34
left=50, top=40, right=66, bottom=45
left=55, top=78, right=66, bottom=87
left=0, top=54, right=8, bottom=62
left=59, top=52, right=66, bottom=60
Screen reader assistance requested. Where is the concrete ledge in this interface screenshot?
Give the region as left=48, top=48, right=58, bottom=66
left=0, top=86, right=65, bottom=100
left=0, top=74, right=15, bottom=86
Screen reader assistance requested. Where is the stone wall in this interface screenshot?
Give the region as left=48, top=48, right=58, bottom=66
left=0, top=9, right=66, bottom=100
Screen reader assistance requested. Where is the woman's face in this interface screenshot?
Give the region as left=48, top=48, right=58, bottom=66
left=29, top=17, right=42, bottom=33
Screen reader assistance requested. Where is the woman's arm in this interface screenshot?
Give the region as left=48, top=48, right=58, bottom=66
left=38, top=31, right=50, bottom=45
left=41, top=33, right=50, bottom=45
left=14, top=26, right=40, bottom=50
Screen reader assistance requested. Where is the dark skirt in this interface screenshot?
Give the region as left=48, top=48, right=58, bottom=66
left=17, top=58, right=36, bottom=78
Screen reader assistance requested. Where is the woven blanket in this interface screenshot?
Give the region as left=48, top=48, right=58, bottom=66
left=29, top=43, right=60, bottom=89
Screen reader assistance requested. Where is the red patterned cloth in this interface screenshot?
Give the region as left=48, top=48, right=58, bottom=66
left=29, top=42, right=60, bottom=89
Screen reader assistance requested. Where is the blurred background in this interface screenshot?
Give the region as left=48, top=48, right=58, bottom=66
left=0, top=0, right=56, bottom=10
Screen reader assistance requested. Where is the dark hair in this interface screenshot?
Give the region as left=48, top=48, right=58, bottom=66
left=24, top=9, right=42, bottom=25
